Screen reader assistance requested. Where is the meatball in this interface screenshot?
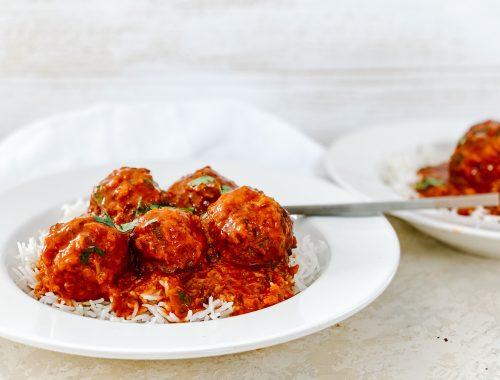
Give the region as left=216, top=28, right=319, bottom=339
left=88, top=167, right=166, bottom=224
left=130, top=208, right=207, bottom=273
left=165, top=166, right=237, bottom=215
left=202, top=186, right=296, bottom=266
left=36, top=216, right=129, bottom=301
left=449, top=120, right=500, bottom=193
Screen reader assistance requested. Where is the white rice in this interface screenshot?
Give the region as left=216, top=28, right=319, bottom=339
left=12, top=199, right=323, bottom=324
left=289, top=235, right=325, bottom=292
left=380, top=144, right=451, bottom=199
left=381, top=144, right=500, bottom=228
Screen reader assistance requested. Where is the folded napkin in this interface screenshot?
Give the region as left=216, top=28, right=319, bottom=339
left=0, top=100, right=324, bottom=192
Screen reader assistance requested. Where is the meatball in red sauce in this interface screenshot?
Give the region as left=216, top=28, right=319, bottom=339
left=88, top=167, right=166, bottom=224
left=416, top=120, right=500, bottom=215
left=448, top=120, right=500, bottom=193
left=165, top=166, right=237, bottom=215
left=36, top=216, right=129, bottom=301
left=202, top=186, right=296, bottom=266
left=130, top=208, right=207, bottom=273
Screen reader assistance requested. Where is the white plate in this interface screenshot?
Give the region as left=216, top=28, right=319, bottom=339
left=325, top=119, right=500, bottom=259
left=0, top=161, right=399, bottom=359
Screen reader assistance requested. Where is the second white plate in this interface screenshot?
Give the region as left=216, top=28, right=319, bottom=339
left=325, top=119, right=500, bottom=259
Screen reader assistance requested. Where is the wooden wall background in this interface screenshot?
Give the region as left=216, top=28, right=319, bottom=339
left=1, top=0, right=500, bottom=144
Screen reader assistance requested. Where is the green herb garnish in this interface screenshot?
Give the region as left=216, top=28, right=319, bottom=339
left=135, top=197, right=146, bottom=215
left=114, top=217, right=157, bottom=232
left=93, top=210, right=115, bottom=228
left=93, top=186, right=103, bottom=205
left=188, top=175, right=215, bottom=187
left=220, top=184, right=233, bottom=194
left=415, top=177, right=445, bottom=191
left=144, top=178, right=160, bottom=190
left=136, top=202, right=194, bottom=216
left=170, top=206, right=195, bottom=213
left=136, top=203, right=161, bottom=215
left=94, top=202, right=195, bottom=233
left=94, top=210, right=138, bottom=233
left=143, top=218, right=158, bottom=227
left=119, top=219, right=140, bottom=232
left=80, top=246, right=106, bottom=265
left=178, top=290, right=191, bottom=305
left=135, top=197, right=163, bottom=215
left=458, top=137, right=466, bottom=145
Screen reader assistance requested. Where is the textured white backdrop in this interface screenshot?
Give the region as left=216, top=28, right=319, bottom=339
left=0, top=0, right=500, bottom=143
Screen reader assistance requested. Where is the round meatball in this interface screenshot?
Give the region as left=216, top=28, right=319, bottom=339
left=88, top=167, right=166, bottom=224
left=130, top=208, right=207, bottom=273
left=165, top=166, right=237, bottom=215
left=202, top=186, right=296, bottom=266
left=36, top=216, right=129, bottom=301
left=449, top=120, right=500, bottom=193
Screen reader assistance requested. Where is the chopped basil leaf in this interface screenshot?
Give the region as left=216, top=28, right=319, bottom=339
left=168, top=206, right=195, bottom=213
left=80, top=251, right=90, bottom=264
left=188, top=175, right=215, bottom=187
left=80, top=246, right=106, bottom=265
left=94, top=210, right=136, bottom=233
left=144, top=178, right=160, bottom=190
left=135, top=197, right=147, bottom=215
left=143, top=218, right=158, bottom=227
left=119, top=219, right=139, bottom=232
left=93, top=186, right=103, bottom=205
left=415, top=177, right=445, bottom=191
left=178, top=290, right=191, bottom=305
left=135, top=202, right=194, bottom=216
left=220, top=184, right=233, bottom=194
left=93, top=210, right=115, bottom=228
left=136, top=200, right=162, bottom=215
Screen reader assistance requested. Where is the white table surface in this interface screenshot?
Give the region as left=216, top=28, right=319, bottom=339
left=1, top=217, right=499, bottom=379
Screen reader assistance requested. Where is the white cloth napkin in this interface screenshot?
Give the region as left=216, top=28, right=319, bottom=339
left=0, top=100, right=324, bottom=192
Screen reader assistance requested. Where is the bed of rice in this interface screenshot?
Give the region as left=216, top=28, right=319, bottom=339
left=12, top=199, right=324, bottom=324
left=381, top=143, right=500, bottom=227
